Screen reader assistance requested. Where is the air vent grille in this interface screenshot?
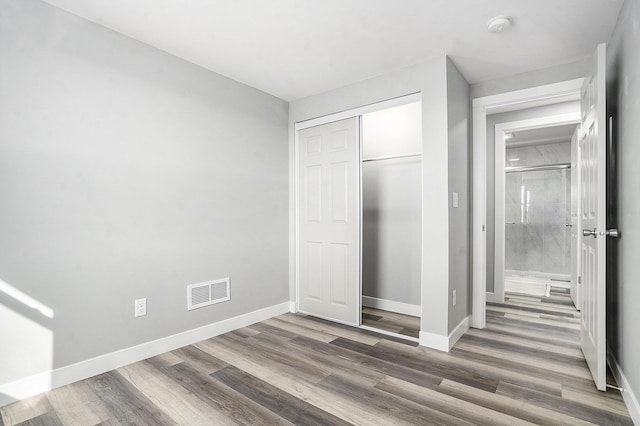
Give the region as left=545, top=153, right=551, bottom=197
left=187, top=277, right=230, bottom=311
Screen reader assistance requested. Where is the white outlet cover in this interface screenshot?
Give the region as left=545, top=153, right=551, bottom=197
left=452, top=192, right=459, bottom=208
left=135, top=298, right=147, bottom=317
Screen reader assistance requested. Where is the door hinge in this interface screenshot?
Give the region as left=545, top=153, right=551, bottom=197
left=578, top=276, right=581, bottom=284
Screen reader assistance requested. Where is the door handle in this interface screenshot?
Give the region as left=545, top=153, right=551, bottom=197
left=604, top=228, right=620, bottom=238
left=583, top=228, right=597, bottom=238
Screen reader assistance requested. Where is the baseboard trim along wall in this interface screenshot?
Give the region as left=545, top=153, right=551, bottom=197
left=419, top=330, right=449, bottom=351
left=419, top=315, right=470, bottom=352
left=608, top=349, right=640, bottom=425
left=362, top=296, right=421, bottom=317
left=448, top=316, right=471, bottom=349
left=0, top=301, right=290, bottom=408
left=485, top=292, right=495, bottom=303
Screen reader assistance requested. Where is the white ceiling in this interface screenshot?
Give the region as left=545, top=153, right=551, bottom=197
left=41, top=0, right=624, bottom=101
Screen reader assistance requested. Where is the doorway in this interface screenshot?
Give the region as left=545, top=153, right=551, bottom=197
left=473, top=43, right=610, bottom=392
left=488, top=120, right=583, bottom=360
left=494, top=119, right=580, bottom=305
left=471, top=78, right=583, bottom=328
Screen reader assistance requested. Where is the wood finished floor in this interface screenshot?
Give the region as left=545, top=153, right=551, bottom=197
left=361, top=307, right=420, bottom=338
left=1, top=287, right=633, bottom=425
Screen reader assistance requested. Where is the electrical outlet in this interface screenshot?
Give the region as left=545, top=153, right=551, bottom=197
left=452, top=192, right=459, bottom=208
left=452, top=290, right=457, bottom=306
left=135, top=298, right=147, bottom=317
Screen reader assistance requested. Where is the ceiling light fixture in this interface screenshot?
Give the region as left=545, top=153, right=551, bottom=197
left=487, top=15, right=513, bottom=34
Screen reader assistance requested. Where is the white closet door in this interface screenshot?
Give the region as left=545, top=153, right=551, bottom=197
left=297, top=117, right=360, bottom=325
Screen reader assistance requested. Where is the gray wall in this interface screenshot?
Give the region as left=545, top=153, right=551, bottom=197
left=362, top=103, right=422, bottom=306
left=446, top=58, right=471, bottom=333
left=290, top=59, right=452, bottom=338
left=0, top=0, right=288, bottom=387
left=484, top=102, right=580, bottom=292
left=607, top=0, right=640, bottom=414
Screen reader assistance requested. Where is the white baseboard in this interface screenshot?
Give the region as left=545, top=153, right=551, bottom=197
left=608, top=349, right=640, bottom=425
left=0, top=301, right=290, bottom=408
left=289, top=301, right=297, bottom=313
left=485, top=292, right=496, bottom=303
left=419, top=330, right=449, bottom=351
left=362, top=296, right=421, bottom=317
left=505, top=270, right=571, bottom=283
left=449, top=316, right=471, bottom=349
left=485, top=291, right=504, bottom=303
left=359, top=325, right=419, bottom=343
left=419, top=315, right=470, bottom=352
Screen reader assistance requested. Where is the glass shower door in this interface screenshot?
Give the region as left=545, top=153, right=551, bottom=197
left=505, top=167, right=571, bottom=279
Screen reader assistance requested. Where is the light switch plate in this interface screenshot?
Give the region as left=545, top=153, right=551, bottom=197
left=453, top=192, right=459, bottom=208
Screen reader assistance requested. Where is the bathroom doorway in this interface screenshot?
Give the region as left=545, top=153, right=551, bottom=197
left=498, top=123, right=579, bottom=301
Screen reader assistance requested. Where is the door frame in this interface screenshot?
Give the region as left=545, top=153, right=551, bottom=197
left=293, top=93, right=422, bottom=326
left=493, top=114, right=581, bottom=304
left=472, top=79, right=584, bottom=328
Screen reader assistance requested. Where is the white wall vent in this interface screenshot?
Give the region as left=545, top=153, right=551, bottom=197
left=187, top=277, right=230, bottom=311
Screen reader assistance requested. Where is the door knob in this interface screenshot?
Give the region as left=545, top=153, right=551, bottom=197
left=604, top=228, right=620, bottom=238
left=583, top=228, right=597, bottom=238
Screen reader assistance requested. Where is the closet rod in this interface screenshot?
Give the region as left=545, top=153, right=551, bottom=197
left=505, top=162, right=571, bottom=174
left=362, top=152, right=422, bottom=163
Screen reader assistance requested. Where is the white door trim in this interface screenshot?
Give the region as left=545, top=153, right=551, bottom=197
left=472, top=78, right=583, bottom=329
left=493, top=114, right=580, bottom=304
left=294, top=93, right=421, bottom=132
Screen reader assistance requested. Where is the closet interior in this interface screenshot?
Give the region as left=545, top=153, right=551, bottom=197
left=360, top=101, right=422, bottom=339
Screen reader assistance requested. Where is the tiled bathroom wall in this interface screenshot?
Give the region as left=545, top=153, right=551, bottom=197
left=504, top=142, right=572, bottom=277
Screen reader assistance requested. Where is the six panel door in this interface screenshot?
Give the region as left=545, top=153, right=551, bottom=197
left=297, top=117, right=360, bottom=325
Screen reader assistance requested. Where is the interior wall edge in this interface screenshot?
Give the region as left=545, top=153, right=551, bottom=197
left=448, top=315, right=471, bottom=351
left=446, top=56, right=472, bottom=334
left=418, top=314, right=470, bottom=352
left=419, top=330, right=450, bottom=352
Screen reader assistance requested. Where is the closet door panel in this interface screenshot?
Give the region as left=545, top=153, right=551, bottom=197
left=297, top=117, right=360, bottom=325
left=331, top=162, right=348, bottom=223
